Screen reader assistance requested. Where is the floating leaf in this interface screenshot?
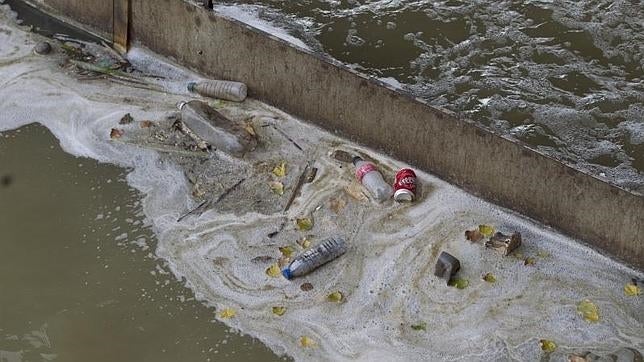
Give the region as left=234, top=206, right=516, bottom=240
left=269, top=181, right=284, bottom=196
left=244, top=122, right=256, bottom=137
left=299, top=336, right=316, bottom=348
left=577, top=299, right=600, bottom=323
left=411, top=322, right=427, bottom=331
left=327, top=291, right=344, bottom=303
left=482, top=273, right=497, bottom=283
left=279, top=246, right=295, bottom=258
left=448, top=278, right=469, bottom=289
left=297, top=237, right=311, bottom=249
left=296, top=218, right=313, bottom=231
left=119, top=113, right=134, bottom=124
left=300, top=282, right=314, bottom=291
left=465, top=229, right=484, bottom=242
left=218, top=308, right=236, bottom=319
left=140, top=120, right=154, bottom=128
left=278, top=255, right=291, bottom=268
left=272, top=306, right=286, bottom=316
left=524, top=257, right=536, bottom=266
left=329, top=197, right=347, bottom=214
left=478, top=224, right=495, bottom=237
left=110, top=128, right=124, bottom=139
left=272, top=162, right=287, bottom=177
left=540, top=339, right=557, bottom=353
left=624, top=282, right=641, bottom=297
left=266, top=263, right=282, bottom=278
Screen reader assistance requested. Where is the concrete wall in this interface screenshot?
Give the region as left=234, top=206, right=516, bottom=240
left=36, top=0, right=644, bottom=269
left=38, top=0, right=112, bottom=37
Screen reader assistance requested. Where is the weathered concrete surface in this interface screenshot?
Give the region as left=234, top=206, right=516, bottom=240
left=38, top=0, right=112, bottom=37
left=31, top=0, right=644, bottom=268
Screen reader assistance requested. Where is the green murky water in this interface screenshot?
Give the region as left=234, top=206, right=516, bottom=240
left=0, top=124, right=282, bottom=362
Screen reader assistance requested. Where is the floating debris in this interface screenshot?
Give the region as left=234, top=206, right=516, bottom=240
left=279, top=246, right=295, bottom=258
left=434, top=251, right=460, bottom=284
left=272, top=306, right=286, bottom=316
left=327, top=291, right=344, bottom=303
left=269, top=181, right=285, bottom=196
left=540, top=339, right=557, bottom=353
left=482, top=273, right=496, bottom=283
left=478, top=224, right=495, bottom=237
left=33, top=41, right=51, bottom=55
left=305, top=167, right=318, bottom=183
left=411, top=322, right=427, bottom=331
left=299, top=336, right=317, bottom=348
left=331, top=149, right=354, bottom=163
left=266, top=263, right=282, bottom=278
left=272, top=162, right=287, bottom=177
left=140, top=120, right=154, bottom=128
left=577, top=299, right=600, bottom=323
left=297, top=237, right=312, bottom=249
left=485, top=232, right=522, bottom=256
left=296, top=217, right=313, bottom=231
left=110, top=128, right=124, bottom=139
left=465, top=229, right=484, bottom=242
left=218, top=307, right=236, bottom=319
left=300, top=282, right=314, bottom=291
left=119, top=113, right=134, bottom=124
left=448, top=278, right=469, bottom=289
left=251, top=255, right=274, bottom=263
left=524, top=257, right=536, bottom=266
left=624, top=280, right=641, bottom=296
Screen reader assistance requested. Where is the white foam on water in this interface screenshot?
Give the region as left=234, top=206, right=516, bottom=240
left=214, top=4, right=310, bottom=50
left=0, top=9, right=642, bottom=361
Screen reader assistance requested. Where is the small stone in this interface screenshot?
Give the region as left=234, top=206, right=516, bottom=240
left=33, top=41, right=52, bottom=55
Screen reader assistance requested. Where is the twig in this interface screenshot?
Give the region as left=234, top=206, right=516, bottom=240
left=176, top=177, right=246, bottom=222
left=272, top=124, right=303, bottom=151
left=100, top=40, right=127, bottom=63
left=111, top=139, right=211, bottom=158
left=284, top=162, right=310, bottom=212
left=172, top=120, right=211, bottom=152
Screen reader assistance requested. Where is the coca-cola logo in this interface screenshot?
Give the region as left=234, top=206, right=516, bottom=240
left=398, top=177, right=416, bottom=186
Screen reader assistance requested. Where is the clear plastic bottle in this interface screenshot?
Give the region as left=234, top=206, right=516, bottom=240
left=281, top=236, right=347, bottom=280
left=353, top=156, right=393, bottom=202
left=188, top=80, right=247, bottom=102
left=177, top=100, right=256, bottom=156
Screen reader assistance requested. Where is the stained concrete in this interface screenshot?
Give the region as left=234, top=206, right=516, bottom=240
left=29, top=0, right=644, bottom=269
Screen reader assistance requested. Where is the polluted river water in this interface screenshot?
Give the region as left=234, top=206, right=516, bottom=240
left=0, top=2, right=643, bottom=362
left=213, top=0, right=644, bottom=194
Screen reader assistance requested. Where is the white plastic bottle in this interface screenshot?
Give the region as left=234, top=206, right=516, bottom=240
left=353, top=156, right=393, bottom=202
left=188, top=80, right=247, bottom=102
left=281, top=236, right=347, bottom=280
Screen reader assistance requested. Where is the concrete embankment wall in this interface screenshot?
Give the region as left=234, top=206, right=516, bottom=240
left=28, top=0, right=643, bottom=269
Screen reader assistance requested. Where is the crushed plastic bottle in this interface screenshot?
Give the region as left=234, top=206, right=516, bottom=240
left=353, top=156, right=393, bottom=202
left=282, top=236, right=347, bottom=280
left=177, top=100, right=256, bottom=156
left=188, top=80, right=247, bottom=102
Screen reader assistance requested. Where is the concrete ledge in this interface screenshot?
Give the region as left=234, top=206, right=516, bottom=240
left=35, top=0, right=644, bottom=268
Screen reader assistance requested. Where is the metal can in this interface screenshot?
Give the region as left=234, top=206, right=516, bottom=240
left=393, top=168, right=417, bottom=202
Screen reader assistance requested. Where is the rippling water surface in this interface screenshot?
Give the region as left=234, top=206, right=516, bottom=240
left=214, top=0, right=644, bottom=192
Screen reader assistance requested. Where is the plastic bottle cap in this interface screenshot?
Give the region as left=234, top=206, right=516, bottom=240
left=352, top=156, right=363, bottom=166
left=281, top=268, right=293, bottom=280
left=187, top=82, right=197, bottom=92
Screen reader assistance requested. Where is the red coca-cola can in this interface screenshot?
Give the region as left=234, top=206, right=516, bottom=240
left=393, top=168, right=417, bottom=202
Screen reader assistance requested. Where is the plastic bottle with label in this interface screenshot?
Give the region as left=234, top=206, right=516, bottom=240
left=353, top=156, right=393, bottom=202
left=281, top=236, right=347, bottom=280
left=187, top=80, right=247, bottom=102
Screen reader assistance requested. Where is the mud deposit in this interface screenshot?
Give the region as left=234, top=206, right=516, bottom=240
left=0, top=4, right=642, bottom=361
